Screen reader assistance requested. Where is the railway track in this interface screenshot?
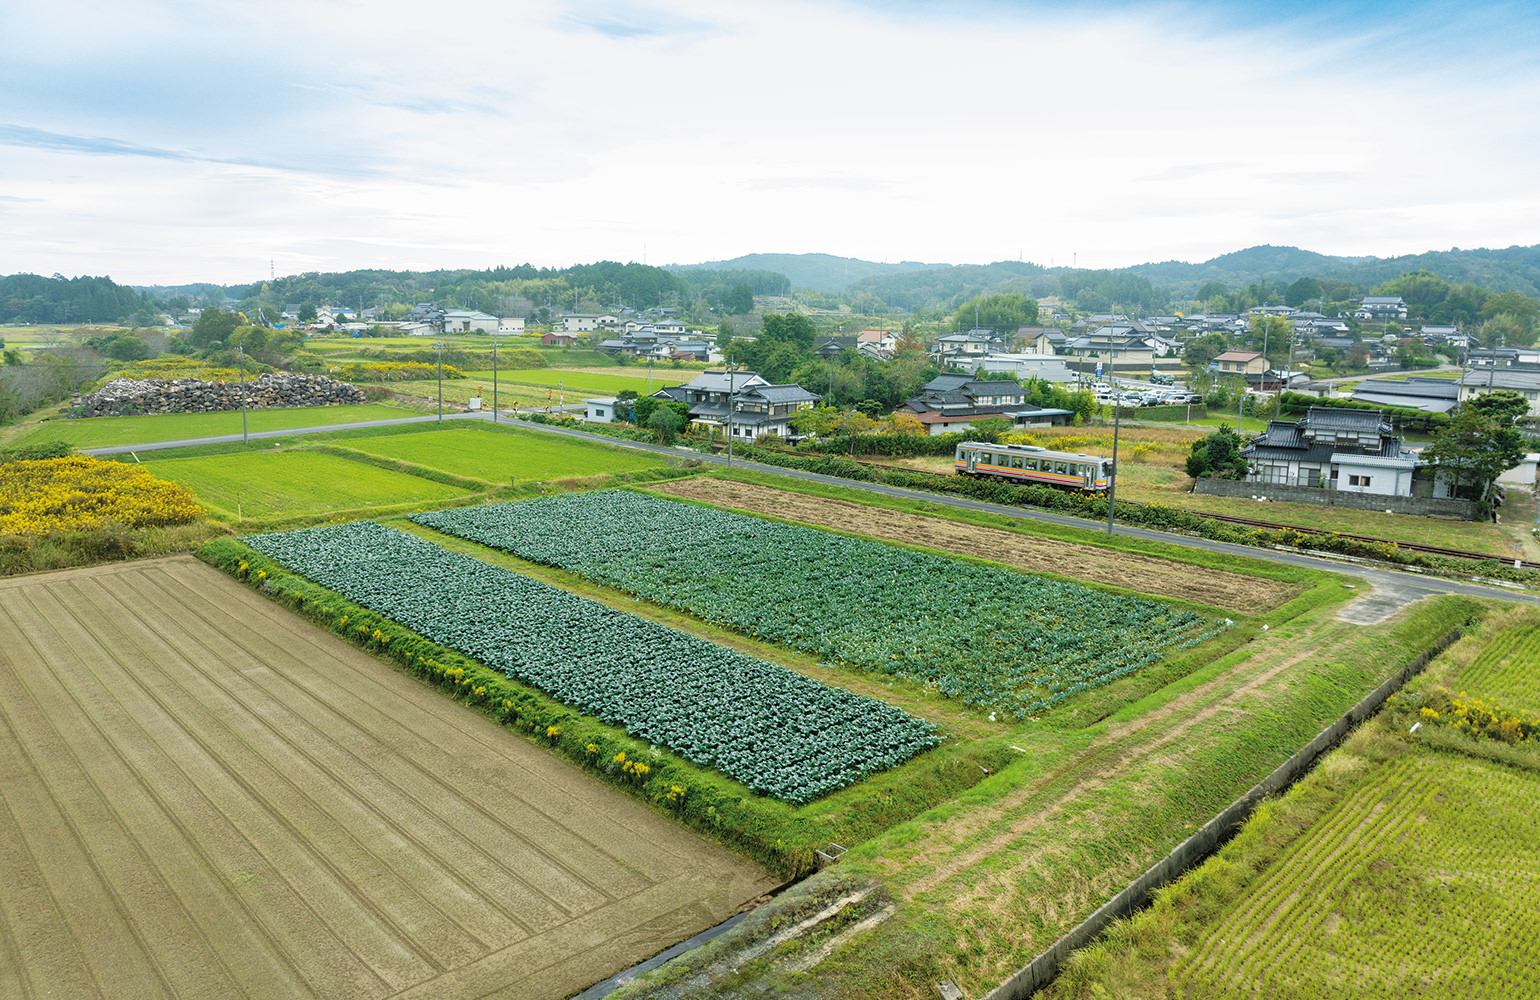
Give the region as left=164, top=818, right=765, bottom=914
left=816, top=455, right=1540, bottom=572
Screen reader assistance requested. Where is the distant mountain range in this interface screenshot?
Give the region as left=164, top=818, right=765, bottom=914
left=677, top=244, right=1540, bottom=299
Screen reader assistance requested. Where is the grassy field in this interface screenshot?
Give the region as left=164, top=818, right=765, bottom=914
left=0, top=403, right=419, bottom=449
left=1042, top=610, right=1540, bottom=1000
left=458, top=367, right=674, bottom=395
left=336, top=424, right=669, bottom=482
left=141, top=449, right=470, bottom=518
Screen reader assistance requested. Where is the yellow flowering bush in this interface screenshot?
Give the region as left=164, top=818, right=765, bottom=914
left=0, top=456, right=204, bottom=535
left=1419, top=686, right=1537, bottom=745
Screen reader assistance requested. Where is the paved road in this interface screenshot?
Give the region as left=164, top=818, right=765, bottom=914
left=85, top=413, right=1540, bottom=613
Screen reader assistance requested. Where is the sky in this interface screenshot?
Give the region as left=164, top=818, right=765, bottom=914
left=2, top=0, right=1538, bottom=287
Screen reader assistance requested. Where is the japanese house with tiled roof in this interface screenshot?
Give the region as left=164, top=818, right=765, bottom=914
left=1241, top=406, right=1418, bottom=495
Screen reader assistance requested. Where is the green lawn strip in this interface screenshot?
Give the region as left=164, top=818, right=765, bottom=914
left=139, top=450, right=468, bottom=520
left=1041, top=660, right=1540, bottom=997
left=4, top=403, right=417, bottom=449
left=620, top=597, right=1482, bottom=999
left=335, top=423, right=670, bottom=481
left=200, top=535, right=1015, bottom=879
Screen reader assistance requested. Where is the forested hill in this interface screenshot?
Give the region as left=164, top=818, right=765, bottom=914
left=671, top=253, right=949, bottom=293
left=0, top=273, right=156, bottom=325
left=1121, top=244, right=1540, bottom=298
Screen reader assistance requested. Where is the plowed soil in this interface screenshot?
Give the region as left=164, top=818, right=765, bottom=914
left=649, top=478, right=1297, bottom=614
left=0, top=557, right=775, bottom=1000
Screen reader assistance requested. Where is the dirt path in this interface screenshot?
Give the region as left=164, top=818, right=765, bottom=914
left=649, top=478, right=1298, bottom=614
left=0, top=557, right=775, bottom=1000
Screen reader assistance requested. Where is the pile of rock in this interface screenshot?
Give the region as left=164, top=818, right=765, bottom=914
left=73, top=373, right=366, bottom=417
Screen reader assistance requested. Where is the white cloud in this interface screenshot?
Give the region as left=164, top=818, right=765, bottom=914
left=0, top=0, right=1537, bottom=284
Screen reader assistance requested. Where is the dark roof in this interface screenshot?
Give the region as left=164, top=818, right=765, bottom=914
left=1302, top=407, right=1387, bottom=433
left=740, top=384, right=820, bottom=404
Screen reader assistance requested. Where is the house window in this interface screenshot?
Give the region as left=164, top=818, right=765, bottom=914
left=1347, top=474, right=1372, bottom=488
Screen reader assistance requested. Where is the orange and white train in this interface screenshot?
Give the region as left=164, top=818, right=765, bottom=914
left=953, top=441, right=1113, bottom=492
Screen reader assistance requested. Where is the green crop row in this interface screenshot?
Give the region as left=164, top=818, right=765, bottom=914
left=241, top=520, right=939, bottom=804
left=412, top=491, right=1225, bottom=716
left=1172, top=753, right=1540, bottom=997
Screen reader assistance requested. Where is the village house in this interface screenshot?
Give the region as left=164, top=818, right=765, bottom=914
left=1241, top=407, right=1417, bottom=495
left=898, top=374, right=1071, bottom=436
left=654, top=369, right=819, bottom=440
left=1213, top=350, right=1267, bottom=378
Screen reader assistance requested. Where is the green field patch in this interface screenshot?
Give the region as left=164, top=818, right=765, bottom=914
left=242, top=521, right=941, bottom=804
left=1172, top=751, right=1540, bottom=997
left=1452, top=622, right=1540, bottom=709
left=339, top=424, right=669, bottom=481
left=459, top=368, right=665, bottom=395
left=145, top=450, right=468, bottom=518
left=7, top=404, right=416, bottom=449
left=414, top=491, right=1227, bottom=716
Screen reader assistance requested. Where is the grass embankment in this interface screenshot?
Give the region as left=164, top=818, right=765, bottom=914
left=1043, top=608, right=1540, bottom=1000
left=609, top=595, right=1483, bottom=999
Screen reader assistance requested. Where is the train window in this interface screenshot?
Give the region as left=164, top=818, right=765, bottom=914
left=1025, top=458, right=1039, bottom=471
left=1011, top=455, right=1023, bottom=469
left=982, top=452, right=994, bottom=465
left=1053, top=461, right=1068, bottom=474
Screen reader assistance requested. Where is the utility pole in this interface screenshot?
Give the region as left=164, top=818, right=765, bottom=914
left=492, top=330, right=498, bottom=423
left=727, top=364, right=736, bottom=466
left=435, top=339, right=443, bottom=422
left=237, top=345, right=248, bottom=444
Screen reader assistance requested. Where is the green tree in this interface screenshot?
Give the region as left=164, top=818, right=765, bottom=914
left=1185, top=425, right=1249, bottom=479
left=1182, top=332, right=1231, bottom=371
left=952, top=293, right=1040, bottom=334
left=1245, top=314, right=1294, bottom=367
left=646, top=406, right=683, bottom=444
left=298, top=303, right=319, bottom=322
left=1420, top=404, right=1527, bottom=503
left=1284, top=276, right=1323, bottom=308
left=968, top=416, right=1013, bottom=442
left=789, top=404, right=840, bottom=438
left=1464, top=389, right=1530, bottom=425
left=721, top=283, right=754, bottom=315
left=189, top=306, right=241, bottom=349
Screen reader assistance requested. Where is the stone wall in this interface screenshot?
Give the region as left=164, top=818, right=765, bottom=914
left=1192, top=475, right=1482, bottom=520
left=72, top=374, right=366, bottom=417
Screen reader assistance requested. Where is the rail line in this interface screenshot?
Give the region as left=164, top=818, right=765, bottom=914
left=810, top=455, right=1540, bottom=572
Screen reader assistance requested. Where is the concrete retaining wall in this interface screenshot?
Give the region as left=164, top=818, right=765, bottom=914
left=981, top=627, right=1463, bottom=1000
left=1192, top=476, right=1481, bottom=520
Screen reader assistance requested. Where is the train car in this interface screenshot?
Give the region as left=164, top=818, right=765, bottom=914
left=954, top=441, right=1113, bottom=491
